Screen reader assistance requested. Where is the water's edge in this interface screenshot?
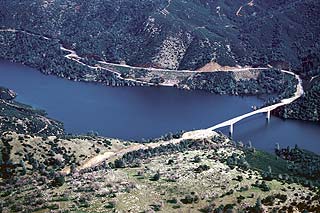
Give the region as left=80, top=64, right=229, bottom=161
left=0, top=60, right=319, bottom=153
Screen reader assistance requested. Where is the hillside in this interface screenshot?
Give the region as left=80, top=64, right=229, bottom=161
left=1, top=129, right=320, bottom=212
left=0, top=0, right=319, bottom=74
left=0, top=87, right=63, bottom=136
left=1, top=87, right=320, bottom=212
left=1, top=2, right=320, bottom=212
left=276, top=79, right=320, bottom=122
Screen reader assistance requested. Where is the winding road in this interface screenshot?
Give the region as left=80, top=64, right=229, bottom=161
left=1, top=28, right=305, bottom=137
left=0, top=28, right=306, bottom=172
left=75, top=72, right=304, bottom=172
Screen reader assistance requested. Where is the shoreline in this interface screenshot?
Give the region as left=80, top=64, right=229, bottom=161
left=0, top=28, right=292, bottom=96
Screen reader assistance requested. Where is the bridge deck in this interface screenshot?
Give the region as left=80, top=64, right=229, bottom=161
left=207, top=70, right=303, bottom=131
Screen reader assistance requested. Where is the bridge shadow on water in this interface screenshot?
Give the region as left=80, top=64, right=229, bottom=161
left=219, top=113, right=284, bottom=150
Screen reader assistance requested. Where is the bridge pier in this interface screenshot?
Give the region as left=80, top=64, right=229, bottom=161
left=266, top=110, right=271, bottom=122
left=229, top=123, right=234, bottom=138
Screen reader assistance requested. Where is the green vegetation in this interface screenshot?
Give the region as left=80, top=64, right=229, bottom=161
left=0, top=31, right=136, bottom=87
left=245, top=147, right=320, bottom=188
left=0, top=0, right=319, bottom=71
left=0, top=130, right=319, bottom=212
left=277, top=81, right=320, bottom=122
left=275, top=145, right=320, bottom=180
left=0, top=0, right=319, bottom=126
left=179, top=68, right=297, bottom=97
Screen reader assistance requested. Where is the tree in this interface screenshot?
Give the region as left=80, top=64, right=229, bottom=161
left=150, top=170, right=160, bottom=181
left=39, top=163, right=46, bottom=175
left=52, top=173, right=65, bottom=187
left=114, top=159, right=125, bottom=168
left=32, top=159, right=39, bottom=171
left=254, top=197, right=263, bottom=212
left=312, top=108, right=318, bottom=121
left=70, top=163, right=76, bottom=174
left=193, top=155, right=201, bottom=163
left=20, top=160, right=26, bottom=175
left=167, top=159, right=174, bottom=165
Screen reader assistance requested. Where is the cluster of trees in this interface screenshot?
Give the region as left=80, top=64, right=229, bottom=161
left=1, top=146, right=66, bottom=187
left=179, top=69, right=297, bottom=98
left=261, top=194, right=287, bottom=206
left=298, top=52, right=320, bottom=79
left=133, top=131, right=185, bottom=144
left=275, top=145, right=320, bottom=180
left=225, top=153, right=250, bottom=170
left=0, top=133, right=82, bottom=190
left=0, top=135, right=14, bottom=179
left=1, top=0, right=319, bottom=71
left=276, top=81, right=320, bottom=122
left=0, top=31, right=142, bottom=87
left=243, top=143, right=320, bottom=188
left=113, top=138, right=216, bottom=168
left=194, top=164, right=210, bottom=173
left=252, top=181, right=271, bottom=192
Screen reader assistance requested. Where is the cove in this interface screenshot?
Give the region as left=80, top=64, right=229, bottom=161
left=0, top=60, right=319, bottom=153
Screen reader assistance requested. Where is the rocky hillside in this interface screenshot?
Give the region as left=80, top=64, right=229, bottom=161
left=0, top=0, right=319, bottom=74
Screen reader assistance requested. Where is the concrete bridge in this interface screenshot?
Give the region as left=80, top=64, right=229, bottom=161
left=207, top=70, right=304, bottom=137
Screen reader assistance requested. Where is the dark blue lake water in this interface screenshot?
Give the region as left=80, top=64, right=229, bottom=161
left=0, top=60, right=319, bottom=153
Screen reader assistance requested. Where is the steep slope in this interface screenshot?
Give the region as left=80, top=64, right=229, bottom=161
left=0, top=0, right=319, bottom=72
left=276, top=79, right=320, bottom=122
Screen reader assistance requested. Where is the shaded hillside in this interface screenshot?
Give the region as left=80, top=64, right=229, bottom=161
left=0, top=87, right=64, bottom=136
left=0, top=0, right=319, bottom=73
left=276, top=80, right=320, bottom=122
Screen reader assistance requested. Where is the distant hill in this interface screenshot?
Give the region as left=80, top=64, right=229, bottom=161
left=0, top=0, right=319, bottom=74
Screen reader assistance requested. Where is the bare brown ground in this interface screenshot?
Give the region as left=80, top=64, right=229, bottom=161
left=196, top=61, right=244, bottom=72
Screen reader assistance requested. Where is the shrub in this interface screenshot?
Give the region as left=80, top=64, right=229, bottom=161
left=167, top=159, right=174, bottom=165
left=104, top=201, right=116, bottom=209
left=194, top=164, right=210, bottom=173
left=52, top=174, right=65, bottom=187
left=114, top=159, right=125, bottom=168
left=193, top=155, right=202, bottom=163
left=180, top=193, right=199, bottom=204
left=150, top=202, right=163, bottom=211
left=150, top=170, right=160, bottom=181
left=167, top=198, right=178, bottom=204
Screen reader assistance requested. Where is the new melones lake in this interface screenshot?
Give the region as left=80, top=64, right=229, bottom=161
left=0, top=60, right=319, bottom=153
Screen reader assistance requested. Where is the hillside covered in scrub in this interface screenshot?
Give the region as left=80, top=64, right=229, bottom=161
left=1, top=0, right=319, bottom=124
left=277, top=79, right=320, bottom=122
left=0, top=0, right=319, bottom=74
